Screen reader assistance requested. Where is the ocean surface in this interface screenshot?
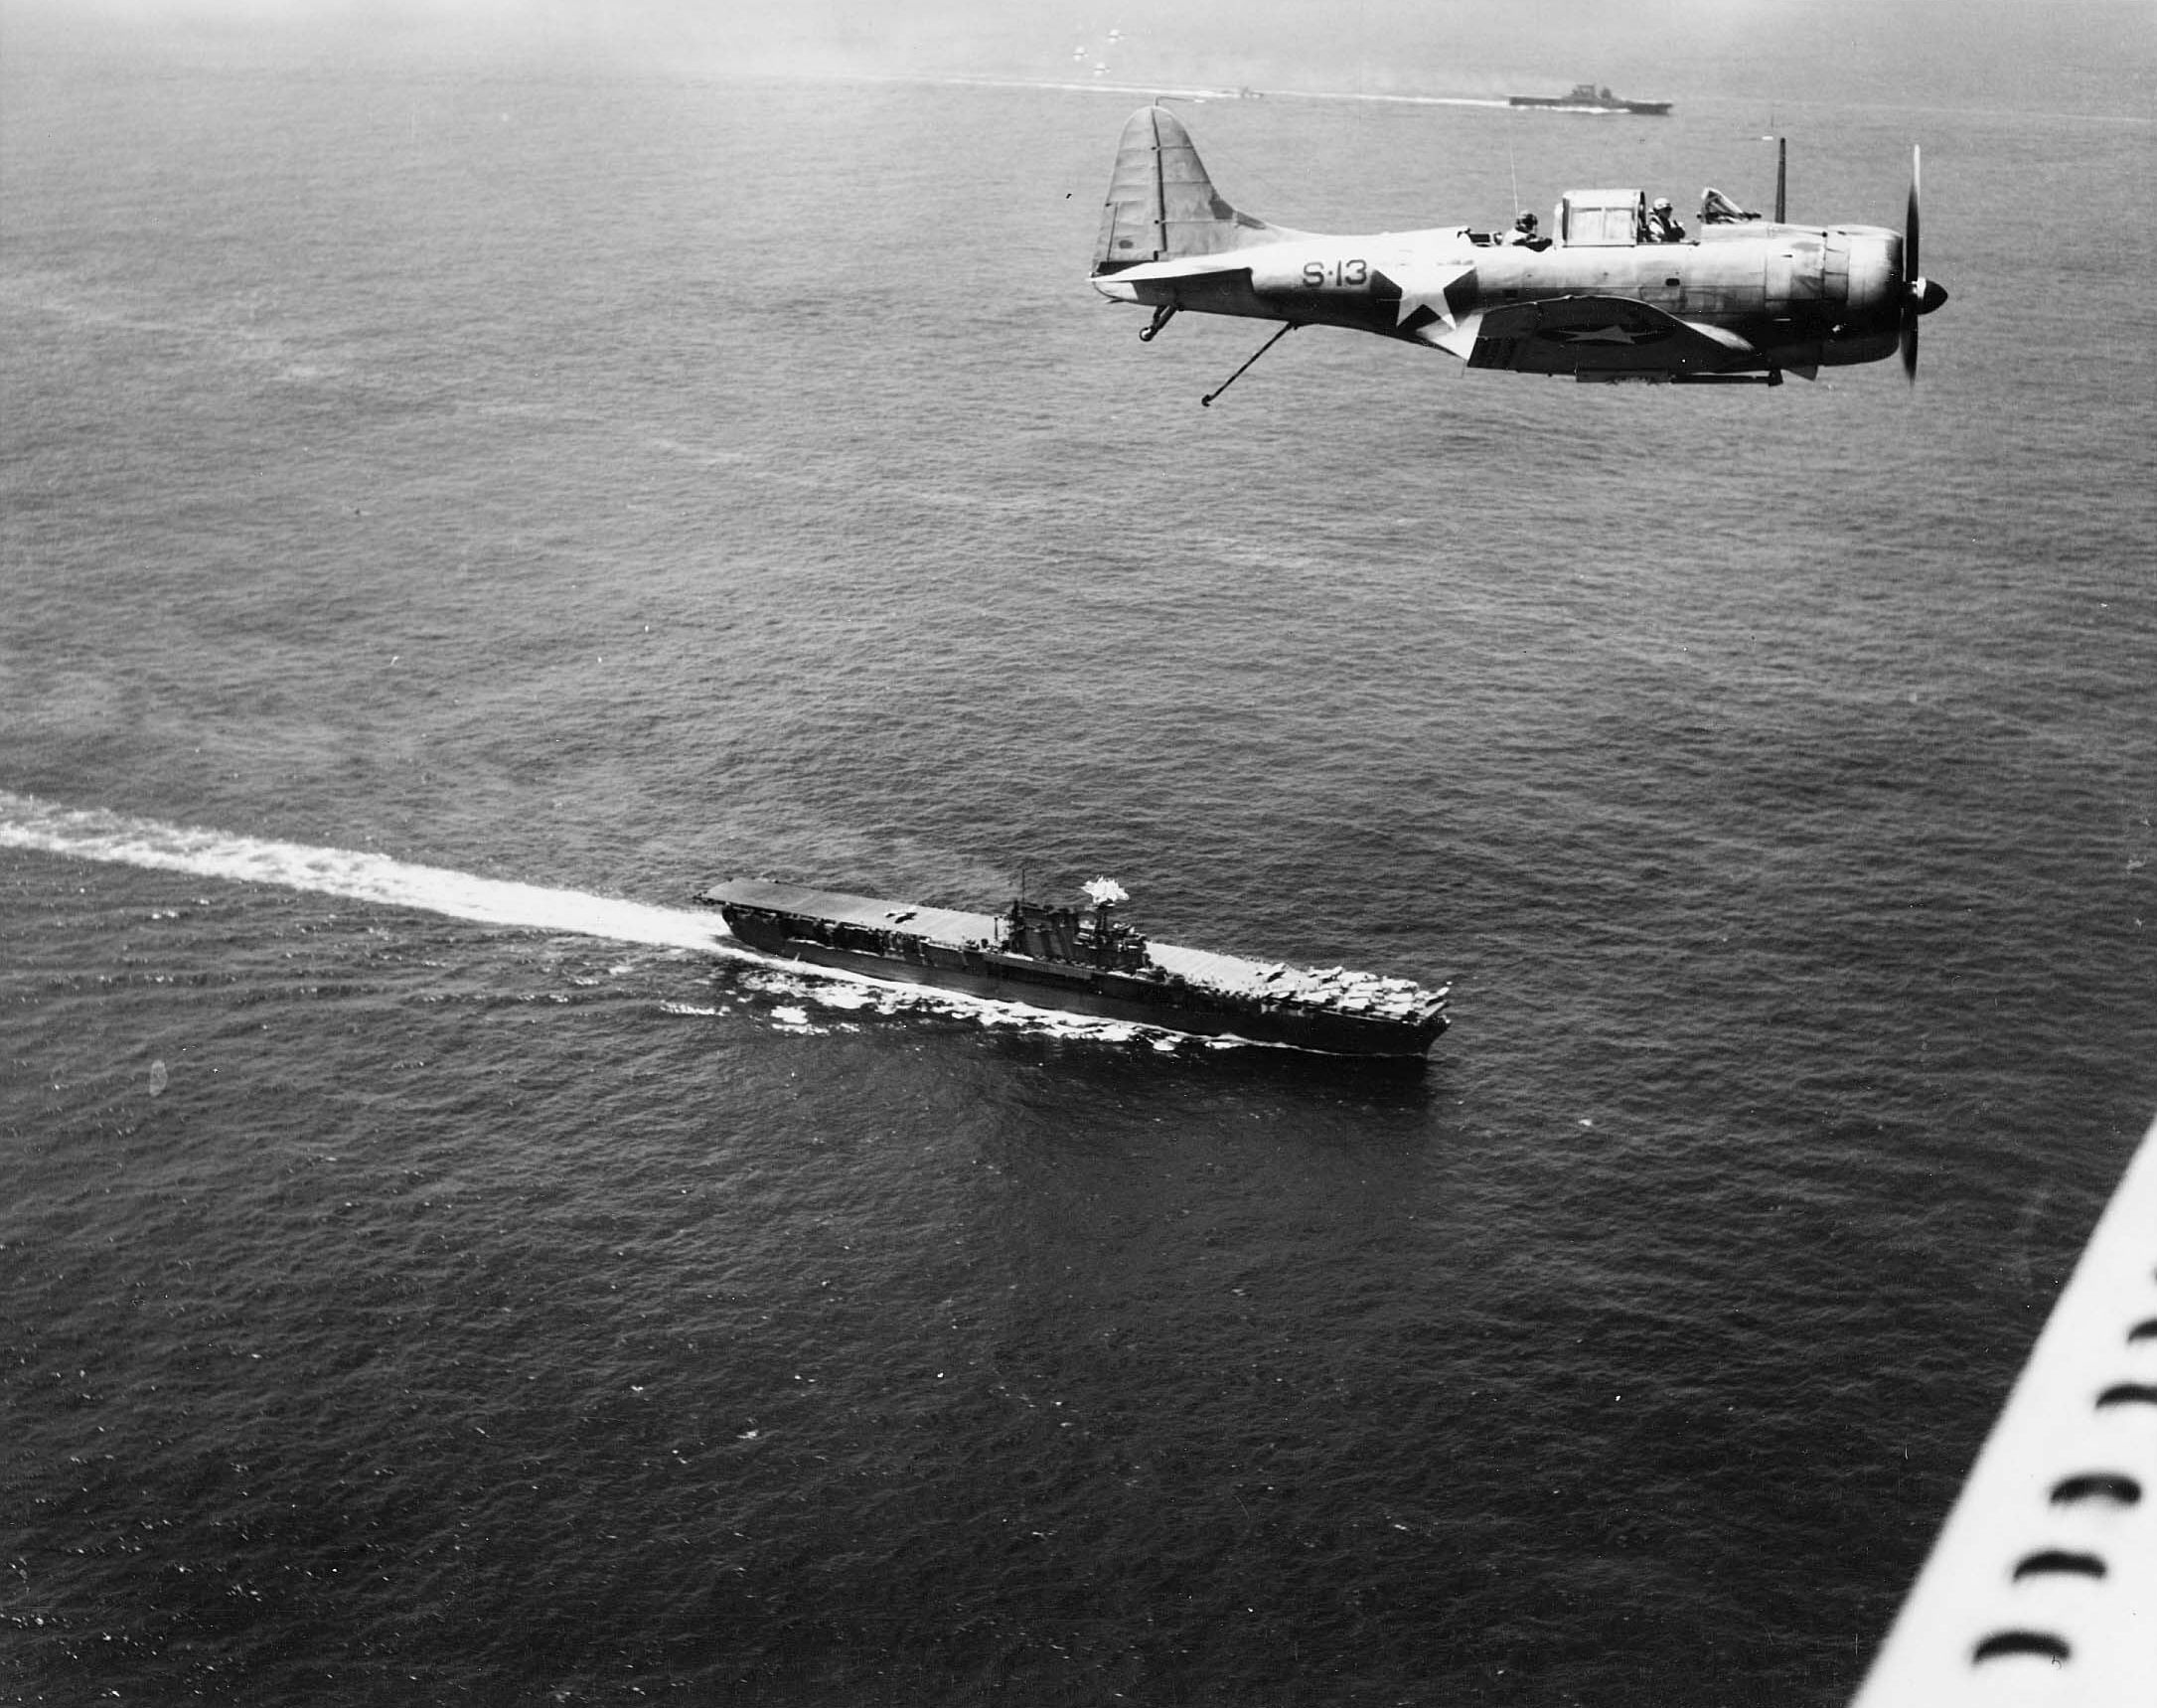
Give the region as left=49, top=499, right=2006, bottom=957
left=4, top=29, right=2154, bottom=1708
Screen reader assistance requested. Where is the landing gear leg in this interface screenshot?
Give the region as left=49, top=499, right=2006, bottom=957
left=1140, top=305, right=1177, bottom=343
left=1201, top=323, right=1300, bottom=408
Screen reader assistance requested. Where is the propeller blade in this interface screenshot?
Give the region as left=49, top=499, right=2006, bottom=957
left=1901, top=144, right=1924, bottom=383
left=1907, top=144, right=1922, bottom=282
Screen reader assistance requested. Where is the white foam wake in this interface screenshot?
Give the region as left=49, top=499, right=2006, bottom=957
left=0, top=791, right=726, bottom=954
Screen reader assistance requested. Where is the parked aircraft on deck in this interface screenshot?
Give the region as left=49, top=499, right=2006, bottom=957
left=1089, top=105, right=1948, bottom=400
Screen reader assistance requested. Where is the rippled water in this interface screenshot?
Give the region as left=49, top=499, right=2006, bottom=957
left=3, top=33, right=2153, bottom=1708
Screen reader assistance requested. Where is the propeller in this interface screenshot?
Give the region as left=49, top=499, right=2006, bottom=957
left=1900, top=144, right=1949, bottom=381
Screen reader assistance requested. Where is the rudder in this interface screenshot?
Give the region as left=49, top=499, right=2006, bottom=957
left=1092, top=106, right=1284, bottom=273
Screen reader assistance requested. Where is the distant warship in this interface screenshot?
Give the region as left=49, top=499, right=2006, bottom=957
left=1508, top=82, right=1672, bottom=115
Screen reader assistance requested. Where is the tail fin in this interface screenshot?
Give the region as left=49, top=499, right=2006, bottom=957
left=1092, top=106, right=1289, bottom=274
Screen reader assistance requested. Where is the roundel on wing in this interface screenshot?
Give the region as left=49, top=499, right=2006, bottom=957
left=1533, top=323, right=1677, bottom=348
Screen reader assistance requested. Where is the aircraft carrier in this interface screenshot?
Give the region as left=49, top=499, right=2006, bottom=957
left=696, top=876, right=1451, bottom=1058
left=1508, top=82, right=1672, bottom=115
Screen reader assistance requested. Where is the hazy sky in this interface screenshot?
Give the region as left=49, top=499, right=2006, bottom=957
left=3, top=0, right=2150, bottom=117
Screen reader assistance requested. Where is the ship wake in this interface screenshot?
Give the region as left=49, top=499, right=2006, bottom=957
left=724, top=962, right=1208, bottom=1052
left=0, top=791, right=726, bottom=955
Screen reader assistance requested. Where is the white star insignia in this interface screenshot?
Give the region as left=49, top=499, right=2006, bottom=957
left=1553, top=325, right=1653, bottom=344
left=1382, top=253, right=1472, bottom=330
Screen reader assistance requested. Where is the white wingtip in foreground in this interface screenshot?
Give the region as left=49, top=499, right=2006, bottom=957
left=1853, top=1113, right=2157, bottom=1706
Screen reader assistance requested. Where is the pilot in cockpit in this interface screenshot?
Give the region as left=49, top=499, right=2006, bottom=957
left=1644, top=197, right=1686, bottom=242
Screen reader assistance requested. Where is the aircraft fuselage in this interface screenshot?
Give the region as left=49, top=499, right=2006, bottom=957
left=1094, top=222, right=1907, bottom=379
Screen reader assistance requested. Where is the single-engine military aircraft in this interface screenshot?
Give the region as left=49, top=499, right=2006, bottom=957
left=1090, top=105, right=1948, bottom=400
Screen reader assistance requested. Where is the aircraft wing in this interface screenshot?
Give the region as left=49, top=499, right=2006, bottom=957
left=1429, top=293, right=1758, bottom=379
left=1852, top=1111, right=2157, bottom=1705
